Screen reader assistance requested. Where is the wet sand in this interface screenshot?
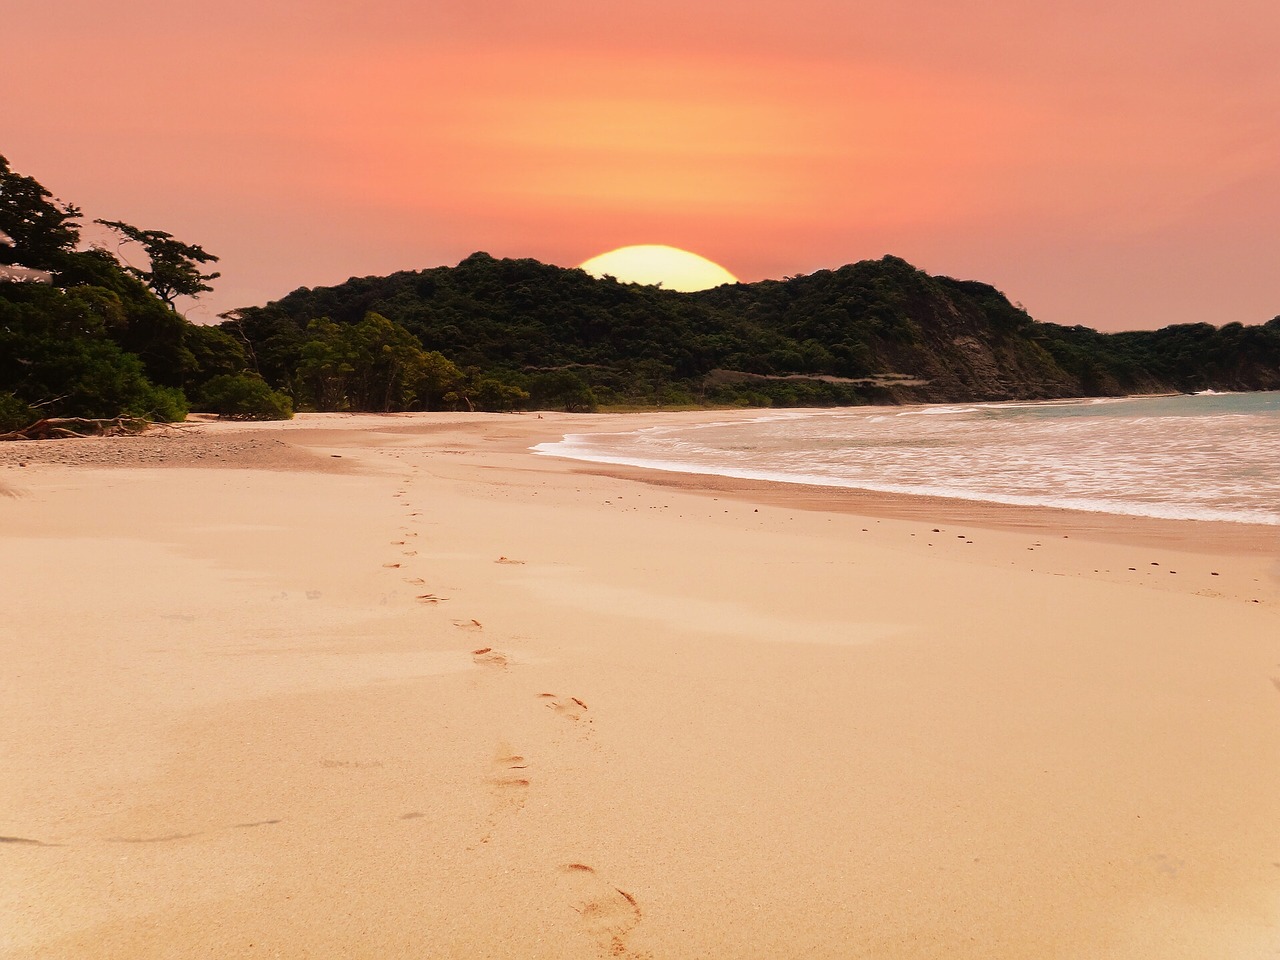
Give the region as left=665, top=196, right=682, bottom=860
left=2, top=411, right=1278, bottom=958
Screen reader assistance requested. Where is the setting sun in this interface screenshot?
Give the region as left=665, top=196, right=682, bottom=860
left=578, top=244, right=738, bottom=292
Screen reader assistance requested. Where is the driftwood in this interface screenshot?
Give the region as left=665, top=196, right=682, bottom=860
left=0, top=417, right=150, bottom=442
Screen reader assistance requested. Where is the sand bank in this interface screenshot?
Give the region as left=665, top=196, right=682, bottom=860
left=2, top=412, right=1278, bottom=958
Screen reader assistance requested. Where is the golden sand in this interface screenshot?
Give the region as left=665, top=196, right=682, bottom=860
left=2, top=412, right=1278, bottom=958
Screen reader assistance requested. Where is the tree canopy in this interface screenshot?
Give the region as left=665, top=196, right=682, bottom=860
left=0, top=156, right=261, bottom=426
left=0, top=154, right=82, bottom=271
left=96, top=219, right=221, bottom=307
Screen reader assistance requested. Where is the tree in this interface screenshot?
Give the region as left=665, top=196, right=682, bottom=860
left=465, top=376, right=529, bottom=412
left=0, top=156, right=243, bottom=426
left=96, top=219, right=220, bottom=309
left=294, top=318, right=353, bottom=411
left=183, top=324, right=248, bottom=388
left=0, top=154, right=82, bottom=269
left=340, top=312, right=432, bottom=411
left=0, top=282, right=188, bottom=422
left=293, top=312, right=467, bottom=412
left=416, top=350, right=467, bottom=410
left=528, top=370, right=598, bottom=412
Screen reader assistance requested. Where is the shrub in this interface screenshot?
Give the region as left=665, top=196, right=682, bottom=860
left=0, top=392, right=36, bottom=431
left=196, top=374, right=293, bottom=420
left=139, top=384, right=190, bottom=423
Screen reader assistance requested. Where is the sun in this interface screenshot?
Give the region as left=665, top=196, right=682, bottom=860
left=578, top=245, right=738, bottom=292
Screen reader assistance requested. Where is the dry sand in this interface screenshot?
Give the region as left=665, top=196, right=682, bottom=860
left=2, top=411, right=1278, bottom=958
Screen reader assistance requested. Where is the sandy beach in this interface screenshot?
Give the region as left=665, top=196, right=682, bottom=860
left=2, top=411, right=1278, bottom=959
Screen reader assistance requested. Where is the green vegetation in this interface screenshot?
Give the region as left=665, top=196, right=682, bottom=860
left=0, top=391, right=36, bottom=431
left=1, top=155, right=215, bottom=424
left=227, top=252, right=1280, bottom=407
left=197, top=374, right=293, bottom=421
left=0, top=264, right=191, bottom=422
left=95, top=219, right=221, bottom=308
left=3, top=154, right=1278, bottom=431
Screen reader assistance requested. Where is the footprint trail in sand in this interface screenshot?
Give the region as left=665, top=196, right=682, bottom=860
left=376, top=450, right=642, bottom=947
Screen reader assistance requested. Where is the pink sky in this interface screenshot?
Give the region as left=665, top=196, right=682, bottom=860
left=6, top=0, right=1279, bottom=329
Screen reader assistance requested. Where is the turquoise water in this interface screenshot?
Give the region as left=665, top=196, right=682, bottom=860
left=534, top=392, right=1280, bottom=525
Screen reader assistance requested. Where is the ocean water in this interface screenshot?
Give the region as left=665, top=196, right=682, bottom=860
left=533, top=392, right=1280, bottom=525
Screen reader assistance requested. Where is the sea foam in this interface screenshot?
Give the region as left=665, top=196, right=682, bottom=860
left=534, top=392, right=1280, bottom=525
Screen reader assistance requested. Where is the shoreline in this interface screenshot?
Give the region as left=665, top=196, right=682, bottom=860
left=570, top=460, right=1280, bottom=558
left=4, top=407, right=1278, bottom=559
left=532, top=392, right=1280, bottom=537
left=515, top=408, right=1278, bottom=563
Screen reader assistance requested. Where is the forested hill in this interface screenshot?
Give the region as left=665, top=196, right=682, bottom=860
left=8, top=144, right=1274, bottom=426
left=224, top=252, right=1280, bottom=410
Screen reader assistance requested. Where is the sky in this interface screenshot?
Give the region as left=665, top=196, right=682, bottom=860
left=4, top=0, right=1279, bottom=330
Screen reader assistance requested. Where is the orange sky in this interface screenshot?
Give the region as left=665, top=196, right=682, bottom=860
left=5, top=0, right=1279, bottom=329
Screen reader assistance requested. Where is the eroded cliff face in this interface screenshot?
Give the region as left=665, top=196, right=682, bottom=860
left=703, top=261, right=1083, bottom=403
left=696, top=261, right=1279, bottom=402
left=855, top=281, right=1078, bottom=401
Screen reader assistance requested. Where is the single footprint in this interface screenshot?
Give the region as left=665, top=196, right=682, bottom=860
left=538, top=693, right=590, bottom=722
left=557, top=863, right=648, bottom=959
left=454, top=618, right=484, bottom=631
left=495, top=556, right=526, bottom=565
left=472, top=647, right=510, bottom=668
left=478, top=751, right=530, bottom=843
